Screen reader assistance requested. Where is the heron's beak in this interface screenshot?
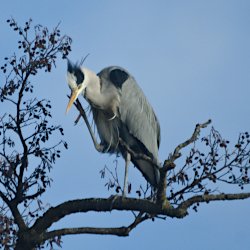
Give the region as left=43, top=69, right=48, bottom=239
left=66, top=88, right=81, bottom=114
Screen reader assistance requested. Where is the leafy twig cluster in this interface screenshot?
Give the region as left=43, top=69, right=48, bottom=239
left=166, top=127, right=250, bottom=207
left=0, top=18, right=71, bottom=249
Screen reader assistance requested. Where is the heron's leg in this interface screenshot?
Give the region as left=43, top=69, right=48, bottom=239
left=123, top=152, right=131, bottom=197
left=72, top=99, right=104, bottom=153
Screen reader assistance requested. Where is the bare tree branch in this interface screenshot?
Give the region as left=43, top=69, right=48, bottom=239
left=0, top=190, right=9, bottom=205
left=178, top=192, right=250, bottom=212
left=31, top=192, right=250, bottom=238
left=41, top=213, right=150, bottom=242
left=157, top=119, right=212, bottom=204
left=8, top=201, right=27, bottom=231
left=44, top=227, right=132, bottom=238
left=167, top=119, right=212, bottom=166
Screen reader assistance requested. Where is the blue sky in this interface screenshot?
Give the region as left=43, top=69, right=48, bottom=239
left=1, top=1, right=250, bottom=249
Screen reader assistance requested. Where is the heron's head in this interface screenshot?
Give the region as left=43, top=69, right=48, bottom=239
left=66, top=60, right=86, bottom=113
left=66, top=60, right=101, bottom=113
left=66, top=59, right=99, bottom=113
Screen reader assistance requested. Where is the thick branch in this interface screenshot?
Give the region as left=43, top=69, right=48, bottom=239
left=43, top=227, right=131, bottom=240
left=8, top=200, right=27, bottom=230
left=32, top=192, right=250, bottom=236
left=32, top=196, right=181, bottom=235
left=41, top=213, right=149, bottom=243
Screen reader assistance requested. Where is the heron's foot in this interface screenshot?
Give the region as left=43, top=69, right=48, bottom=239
left=122, top=189, right=127, bottom=198
left=108, top=194, right=123, bottom=210
left=149, top=187, right=158, bottom=202
left=160, top=198, right=173, bottom=209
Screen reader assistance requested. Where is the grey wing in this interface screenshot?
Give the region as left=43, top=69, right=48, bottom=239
left=120, top=75, right=160, bottom=160
left=106, top=66, right=160, bottom=159
left=107, top=67, right=161, bottom=186
left=104, top=66, right=160, bottom=157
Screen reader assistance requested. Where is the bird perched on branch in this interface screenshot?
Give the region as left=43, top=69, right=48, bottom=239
left=66, top=60, right=161, bottom=194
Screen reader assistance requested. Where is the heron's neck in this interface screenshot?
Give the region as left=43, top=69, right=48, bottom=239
left=83, top=68, right=103, bottom=107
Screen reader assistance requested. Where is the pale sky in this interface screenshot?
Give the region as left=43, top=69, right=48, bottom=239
left=0, top=1, right=250, bottom=249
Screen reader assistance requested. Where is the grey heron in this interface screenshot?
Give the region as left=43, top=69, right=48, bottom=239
left=66, top=61, right=160, bottom=194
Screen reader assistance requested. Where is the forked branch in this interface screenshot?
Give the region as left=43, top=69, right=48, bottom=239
left=28, top=191, right=250, bottom=246
left=168, top=119, right=212, bottom=164
left=157, top=119, right=212, bottom=205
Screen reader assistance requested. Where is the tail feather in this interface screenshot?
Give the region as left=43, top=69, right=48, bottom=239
left=132, top=158, right=160, bottom=187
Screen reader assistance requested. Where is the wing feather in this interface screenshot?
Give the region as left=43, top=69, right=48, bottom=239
left=119, top=74, right=160, bottom=160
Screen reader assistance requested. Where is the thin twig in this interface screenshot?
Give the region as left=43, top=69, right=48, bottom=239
left=178, top=192, right=250, bottom=212
left=170, top=119, right=212, bottom=163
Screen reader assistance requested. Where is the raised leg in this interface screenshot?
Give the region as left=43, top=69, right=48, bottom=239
left=123, top=152, right=131, bottom=197
left=73, top=98, right=104, bottom=153
left=74, top=113, right=81, bottom=125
